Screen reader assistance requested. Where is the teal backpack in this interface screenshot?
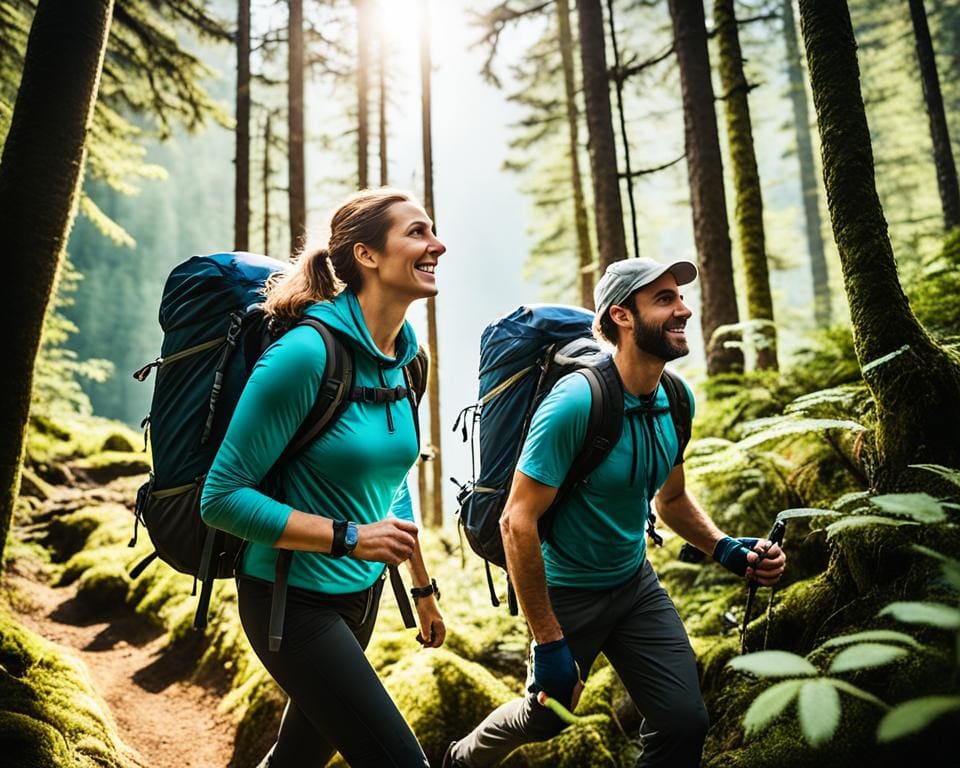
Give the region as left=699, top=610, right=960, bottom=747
left=131, top=252, right=426, bottom=647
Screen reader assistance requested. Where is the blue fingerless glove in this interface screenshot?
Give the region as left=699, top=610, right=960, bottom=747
left=713, top=536, right=761, bottom=576
left=530, top=638, right=579, bottom=708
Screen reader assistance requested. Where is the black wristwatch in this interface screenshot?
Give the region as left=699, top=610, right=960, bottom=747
left=331, top=520, right=359, bottom=558
left=410, top=578, right=440, bottom=602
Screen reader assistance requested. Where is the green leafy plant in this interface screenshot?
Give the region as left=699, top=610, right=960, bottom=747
left=728, top=496, right=960, bottom=748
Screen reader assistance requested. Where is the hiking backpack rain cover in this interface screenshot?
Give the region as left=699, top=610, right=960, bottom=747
left=131, top=252, right=293, bottom=626
left=454, top=303, right=691, bottom=609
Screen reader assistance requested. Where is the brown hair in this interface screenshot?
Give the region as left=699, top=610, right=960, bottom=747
left=263, top=188, right=415, bottom=325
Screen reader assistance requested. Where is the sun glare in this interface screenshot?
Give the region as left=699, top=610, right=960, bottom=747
left=376, top=0, right=424, bottom=54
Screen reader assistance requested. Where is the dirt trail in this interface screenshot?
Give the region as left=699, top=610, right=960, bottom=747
left=8, top=484, right=241, bottom=768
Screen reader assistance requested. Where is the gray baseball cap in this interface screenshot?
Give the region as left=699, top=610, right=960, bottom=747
left=593, top=257, right=698, bottom=318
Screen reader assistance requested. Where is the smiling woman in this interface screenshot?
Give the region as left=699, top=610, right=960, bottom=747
left=201, top=188, right=448, bottom=767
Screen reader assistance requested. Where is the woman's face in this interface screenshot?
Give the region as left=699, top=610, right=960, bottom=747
left=369, top=201, right=446, bottom=301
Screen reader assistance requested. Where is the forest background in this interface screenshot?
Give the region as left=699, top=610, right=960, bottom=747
left=2, top=0, right=960, bottom=766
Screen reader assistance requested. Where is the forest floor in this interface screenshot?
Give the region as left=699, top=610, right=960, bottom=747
left=6, top=480, right=239, bottom=768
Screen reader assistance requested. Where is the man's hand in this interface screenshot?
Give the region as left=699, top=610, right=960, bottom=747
left=713, top=536, right=786, bottom=585
left=530, top=638, right=583, bottom=710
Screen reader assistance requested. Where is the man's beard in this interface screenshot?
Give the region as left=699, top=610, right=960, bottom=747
left=630, top=309, right=689, bottom=361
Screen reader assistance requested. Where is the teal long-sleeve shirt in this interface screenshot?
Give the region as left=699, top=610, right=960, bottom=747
left=200, top=290, right=421, bottom=594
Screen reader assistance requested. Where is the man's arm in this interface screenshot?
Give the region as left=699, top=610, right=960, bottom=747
left=500, top=470, right=561, bottom=642
left=656, top=463, right=786, bottom=585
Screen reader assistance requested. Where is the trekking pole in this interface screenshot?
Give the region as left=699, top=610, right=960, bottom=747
left=740, top=516, right=786, bottom=655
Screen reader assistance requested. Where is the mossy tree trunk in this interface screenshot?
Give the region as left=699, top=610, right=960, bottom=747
left=0, top=0, right=114, bottom=568
left=782, top=0, right=831, bottom=326
left=799, top=0, right=960, bottom=489
left=577, top=0, right=627, bottom=271
left=715, top=0, right=778, bottom=371
left=234, top=0, right=251, bottom=251
left=420, top=0, right=442, bottom=528
left=357, top=0, right=372, bottom=190
left=668, top=0, right=743, bottom=376
left=288, top=0, right=306, bottom=253
left=909, top=0, right=960, bottom=231
left=556, top=0, right=595, bottom=309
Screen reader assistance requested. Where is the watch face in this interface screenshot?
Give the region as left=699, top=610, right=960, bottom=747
left=344, top=522, right=359, bottom=550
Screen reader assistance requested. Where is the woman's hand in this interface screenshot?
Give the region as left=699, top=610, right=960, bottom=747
left=353, top=518, right=418, bottom=565
left=414, top=595, right=445, bottom=648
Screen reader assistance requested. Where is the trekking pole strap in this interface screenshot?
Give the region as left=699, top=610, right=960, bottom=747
left=269, top=549, right=293, bottom=652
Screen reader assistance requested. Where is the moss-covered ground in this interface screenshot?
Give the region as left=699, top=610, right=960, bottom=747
left=8, top=360, right=960, bottom=767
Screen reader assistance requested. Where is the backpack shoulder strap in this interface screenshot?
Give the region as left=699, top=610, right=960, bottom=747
left=272, top=317, right=355, bottom=470
left=538, top=356, right=624, bottom=541
left=659, top=368, right=692, bottom=465
left=402, top=345, right=429, bottom=447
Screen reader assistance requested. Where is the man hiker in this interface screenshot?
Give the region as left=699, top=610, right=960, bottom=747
left=444, top=258, right=787, bottom=767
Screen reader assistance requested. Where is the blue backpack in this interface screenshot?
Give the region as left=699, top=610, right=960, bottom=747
left=453, top=304, right=691, bottom=610
left=130, top=252, right=426, bottom=643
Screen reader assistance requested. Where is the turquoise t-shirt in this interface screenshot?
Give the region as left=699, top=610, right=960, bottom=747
left=517, top=370, right=695, bottom=589
left=200, top=290, right=420, bottom=594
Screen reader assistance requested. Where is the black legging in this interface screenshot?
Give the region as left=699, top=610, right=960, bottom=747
left=237, top=573, right=429, bottom=768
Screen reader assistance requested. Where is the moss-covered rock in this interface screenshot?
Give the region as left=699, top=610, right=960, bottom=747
left=69, top=452, right=150, bottom=485
left=502, top=715, right=622, bottom=768
left=0, top=608, right=136, bottom=767
left=100, top=432, right=138, bottom=453
left=75, top=564, right=132, bottom=610
left=18, top=467, right=54, bottom=501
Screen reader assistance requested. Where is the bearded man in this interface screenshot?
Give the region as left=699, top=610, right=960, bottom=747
left=444, top=258, right=787, bottom=768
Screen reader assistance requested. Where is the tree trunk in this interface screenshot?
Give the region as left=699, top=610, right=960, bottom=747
left=782, top=0, right=831, bottom=326
left=0, top=0, right=114, bottom=567
left=378, top=14, right=388, bottom=187
left=605, top=0, right=639, bottom=261
left=288, top=0, right=306, bottom=253
left=798, top=0, right=960, bottom=488
left=668, top=0, right=743, bottom=375
left=420, top=0, right=442, bottom=528
left=715, top=0, right=778, bottom=371
left=235, top=0, right=251, bottom=251
left=263, top=111, right=272, bottom=254
left=357, top=0, right=371, bottom=189
left=577, top=0, right=626, bottom=271
left=556, top=0, right=595, bottom=309
left=909, top=0, right=960, bottom=231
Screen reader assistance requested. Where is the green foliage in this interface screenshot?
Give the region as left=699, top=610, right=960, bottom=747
left=730, top=500, right=960, bottom=749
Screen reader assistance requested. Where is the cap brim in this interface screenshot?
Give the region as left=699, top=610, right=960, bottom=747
left=665, top=260, right=698, bottom=286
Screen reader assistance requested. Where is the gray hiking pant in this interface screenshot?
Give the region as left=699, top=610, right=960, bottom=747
left=453, top=560, right=708, bottom=767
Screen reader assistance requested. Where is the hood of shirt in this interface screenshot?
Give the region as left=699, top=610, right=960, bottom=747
left=303, top=289, right=419, bottom=368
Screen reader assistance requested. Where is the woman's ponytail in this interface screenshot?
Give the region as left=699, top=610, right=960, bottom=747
left=262, top=246, right=343, bottom=326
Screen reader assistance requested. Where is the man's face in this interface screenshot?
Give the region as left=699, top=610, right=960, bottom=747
left=624, top=273, right=693, bottom=361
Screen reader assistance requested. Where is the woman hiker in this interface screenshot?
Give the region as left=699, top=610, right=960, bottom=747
left=201, top=188, right=447, bottom=767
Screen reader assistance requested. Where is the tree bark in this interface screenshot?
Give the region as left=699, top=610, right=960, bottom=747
left=378, top=12, right=388, bottom=187
left=556, top=0, right=595, bottom=309
left=0, top=0, right=114, bottom=567
left=577, top=0, right=626, bottom=271
left=715, top=0, right=777, bottom=370
left=420, top=0, right=442, bottom=528
left=798, top=0, right=960, bottom=488
left=782, top=0, right=831, bottom=326
left=263, top=111, right=273, bottom=254
left=235, top=0, right=251, bottom=251
left=357, top=0, right=372, bottom=189
left=288, top=0, right=306, bottom=253
left=668, top=0, right=743, bottom=375
left=909, top=0, right=960, bottom=231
